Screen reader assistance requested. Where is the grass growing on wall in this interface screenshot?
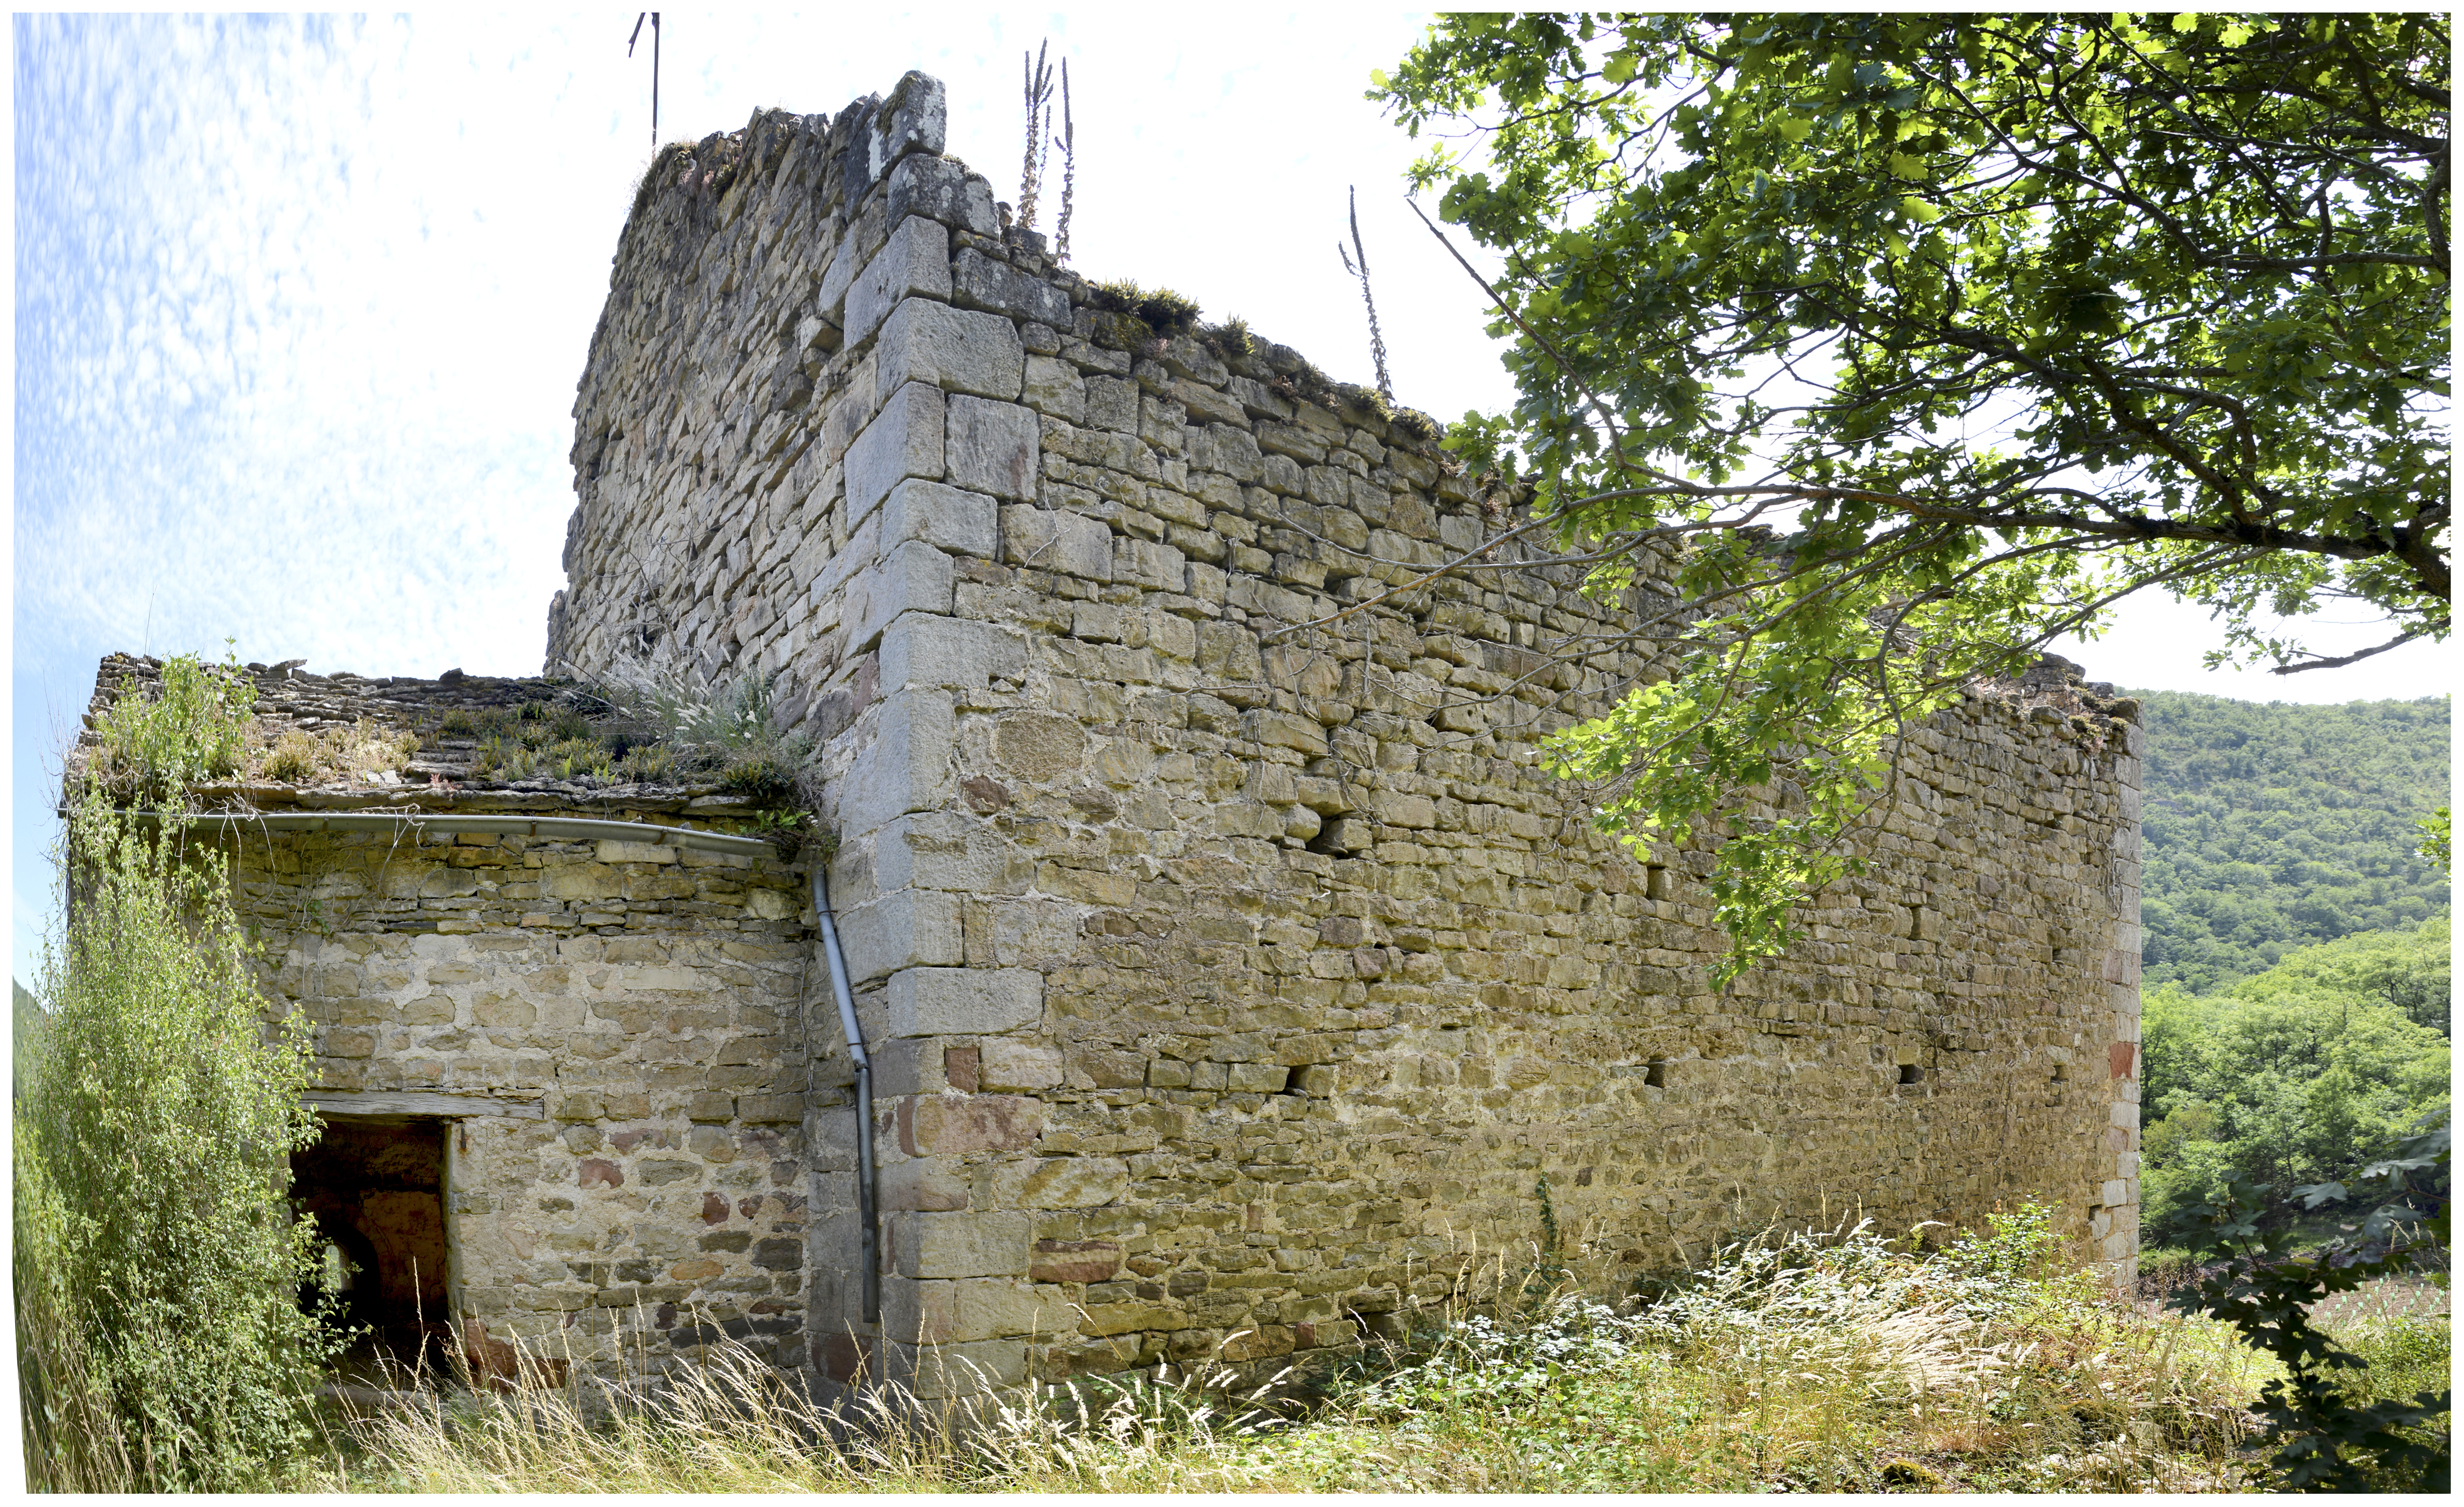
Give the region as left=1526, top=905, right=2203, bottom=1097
left=303, top=1208, right=2447, bottom=1493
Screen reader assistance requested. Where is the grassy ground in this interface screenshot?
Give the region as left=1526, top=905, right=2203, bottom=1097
left=299, top=1212, right=2449, bottom=1493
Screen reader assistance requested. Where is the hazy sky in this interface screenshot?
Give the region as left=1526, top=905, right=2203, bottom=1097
left=11, top=13, right=2448, bottom=981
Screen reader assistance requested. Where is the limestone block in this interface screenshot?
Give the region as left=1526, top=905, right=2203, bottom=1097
left=834, top=693, right=957, bottom=836
left=888, top=1211, right=1032, bottom=1279
left=944, top=397, right=1041, bottom=500
left=846, top=382, right=947, bottom=526
left=885, top=153, right=999, bottom=237
left=845, top=217, right=952, bottom=348
left=1030, top=1239, right=1122, bottom=1284
left=1001, top=505, right=1112, bottom=580
left=883, top=967, right=1043, bottom=1036
left=838, top=888, right=965, bottom=982
left=842, top=540, right=956, bottom=655
left=880, top=614, right=1027, bottom=694
left=951, top=247, right=1070, bottom=327
left=879, top=478, right=997, bottom=559
left=1021, top=355, right=1086, bottom=422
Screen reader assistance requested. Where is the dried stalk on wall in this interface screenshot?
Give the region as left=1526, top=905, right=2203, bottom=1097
left=1052, top=60, right=1076, bottom=261
left=1339, top=186, right=1393, bottom=400
left=1019, top=42, right=1055, bottom=233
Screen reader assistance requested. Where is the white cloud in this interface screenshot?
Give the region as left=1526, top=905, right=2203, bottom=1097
left=12, top=12, right=2444, bottom=980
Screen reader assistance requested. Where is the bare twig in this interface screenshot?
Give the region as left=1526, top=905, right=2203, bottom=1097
left=1339, top=186, right=1393, bottom=399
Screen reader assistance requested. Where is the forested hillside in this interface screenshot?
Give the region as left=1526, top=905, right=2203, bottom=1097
left=2127, top=692, right=2449, bottom=991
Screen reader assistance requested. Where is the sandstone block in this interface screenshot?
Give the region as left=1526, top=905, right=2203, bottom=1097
left=876, top=298, right=1023, bottom=401
left=1226, top=1062, right=1289, bottom=1094
left=1086, top=375, right=1138, bottom=433
left=1030, top=1238, right=1123, bottom=1284
left=883, top=967, right=1043, bottom=1037
left=833, top=693, right=957, bottom=836
left=879, top=478, right=997, bottom=559
left=845, top=217, right=952, bottom=349
left=885, top=153, right=999, bottom=236
left=979, top=1039, right=1064, bottom=1091
left=595, top=840, right=676, bottom=865
left=951, top=247, right=1070, bottom=326
left=900, top=1093, right=1044, bottom=1155
left=866, top=72, right=949, bottom=183
left=845, top=381, right=947, bottom=526
left=841, top=540, right=956, bottom=655
left=1189, top=423, right=1264, bottom=482
left=945, top=397, right=1041, bottom=500
left=880, top=1157, right=970, bottom=1212
left=1001, top=505, right=1112, bottom=580
left=890, top=1211, right=1031, bottom=1279
left=1021, top=355, right=1086, bottom=422
left=895, top=1337, right=1028, bottom=1397
left=880, top=614, right=1027, bottom=695
left=1018, top=1155, right=1128, bottom=1208
left=991, top=710, right=1088, bottom=784
left=1114, top=536, right=1187, bottom=592
left=837, top=888, right=965, bottom=983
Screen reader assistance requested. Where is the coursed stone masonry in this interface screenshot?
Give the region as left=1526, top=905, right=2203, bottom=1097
left=87, top=67, right=2142, bottom=1405
left=547, top=72, right=2145, bottom=1400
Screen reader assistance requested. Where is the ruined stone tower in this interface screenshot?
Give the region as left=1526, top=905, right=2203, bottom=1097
left=115, top=71, right=2142, bottom=1402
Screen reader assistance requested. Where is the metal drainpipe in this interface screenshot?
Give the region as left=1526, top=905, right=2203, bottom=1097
left=810, top=862, right=880, bottom=1325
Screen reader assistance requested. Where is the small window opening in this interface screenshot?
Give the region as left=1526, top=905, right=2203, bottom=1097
left=1645, top=864, right=1672, bottom=901
left=2050, top=1063, right=2069, bottom=1084
left=1897, top=1063, right=1924, bottom=1086
left=1644, top=1061, right=1667, bottom=1089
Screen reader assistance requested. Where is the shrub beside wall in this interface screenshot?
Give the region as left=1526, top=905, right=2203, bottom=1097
left=17, top=663, right=335, bottom=1490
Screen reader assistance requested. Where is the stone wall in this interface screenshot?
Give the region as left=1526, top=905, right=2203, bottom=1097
left=549, top=73, right=2143, bottom=1397
left=232, top=822, right=817, bottom=1382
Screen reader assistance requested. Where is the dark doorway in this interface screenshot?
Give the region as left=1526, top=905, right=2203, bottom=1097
left=293, top=1116, right=450, bottom=1372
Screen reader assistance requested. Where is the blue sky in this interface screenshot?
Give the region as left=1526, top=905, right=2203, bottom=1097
left=11, top=13, right=2447, bottom=985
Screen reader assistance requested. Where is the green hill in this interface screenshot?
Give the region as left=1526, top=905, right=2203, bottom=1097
left=2126, top=691, right=2449, bottom=992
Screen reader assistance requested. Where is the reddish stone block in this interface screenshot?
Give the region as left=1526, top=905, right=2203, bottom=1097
left=1029, top=1238, right=1122, bottom=1284
left=577, top=1158, right=623, bottom=1189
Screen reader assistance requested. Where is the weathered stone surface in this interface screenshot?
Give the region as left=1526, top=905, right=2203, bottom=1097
left=882, top=967, right=1044, bottom=1037
left=944, top=397, right=1041, bottom=500
left=504, top=70, right=2143, bottom=1406
left=845, top=217, right=952, bottom=349
left=877, top=299, right=1023, bottom=400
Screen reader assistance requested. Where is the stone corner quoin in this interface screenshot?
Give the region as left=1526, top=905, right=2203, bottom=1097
left=262, top=68, right=2145, bottom=1399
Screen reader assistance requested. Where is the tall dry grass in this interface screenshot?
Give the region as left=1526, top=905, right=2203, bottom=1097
left=293, top=1205, right=2433, bottom=1493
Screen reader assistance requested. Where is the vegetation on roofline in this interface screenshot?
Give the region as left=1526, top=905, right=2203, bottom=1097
left=79, top=647, right=420, bottom=803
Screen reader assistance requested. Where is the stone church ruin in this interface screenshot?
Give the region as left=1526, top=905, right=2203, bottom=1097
left=79, top=72, right=2146, bottom=1400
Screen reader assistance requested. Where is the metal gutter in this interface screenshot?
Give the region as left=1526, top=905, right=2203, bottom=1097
left=811, top=862, right=881, bottom=1325
left=112, top=809, right=779, bottom=858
